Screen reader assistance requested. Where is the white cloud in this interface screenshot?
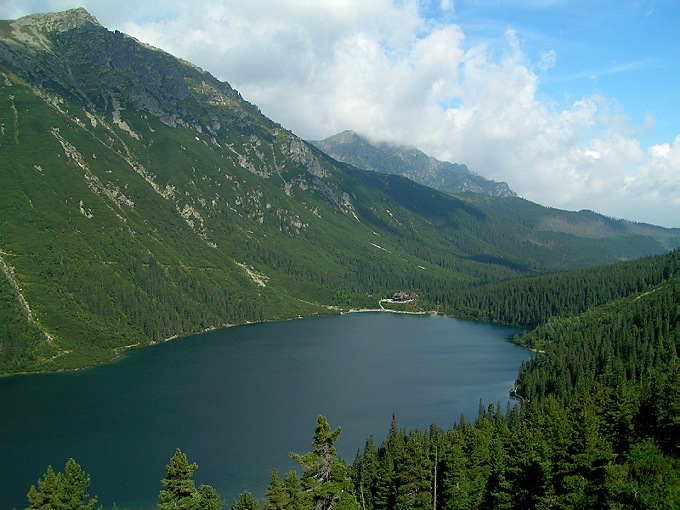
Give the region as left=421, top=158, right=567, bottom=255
left=537, top=49, right=557, bottom=72
left=649, top=142, right=671, bottom=159
left=2, top=0, right=679, bottom=227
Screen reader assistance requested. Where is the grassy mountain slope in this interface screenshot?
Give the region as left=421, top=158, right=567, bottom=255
left=0, top=8, right=678, bottom=375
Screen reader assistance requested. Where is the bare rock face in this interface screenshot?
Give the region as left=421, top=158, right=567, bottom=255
left=288, top=139, right=329, bottom=179
left=1, top=8, right=246, bottom=133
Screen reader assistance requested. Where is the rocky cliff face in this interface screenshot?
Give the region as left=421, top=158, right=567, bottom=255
left=311, top=130, right=516, bottom=198
left=2, top=8, right=245, bottom=130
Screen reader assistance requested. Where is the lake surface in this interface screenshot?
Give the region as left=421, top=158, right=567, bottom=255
left=0, top=312, right=529, bottom=509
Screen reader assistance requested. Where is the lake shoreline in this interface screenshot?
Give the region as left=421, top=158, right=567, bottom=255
left=1, top=298, right=522, bottom=378
left=0, top=298, right=436, bottom=378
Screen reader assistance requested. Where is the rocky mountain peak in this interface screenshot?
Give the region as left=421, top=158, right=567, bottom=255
left=334, top=130, right=362, bottom=142
left=14, top=8, right=101, bottom=33
left=311, top=131, right=517, bottom=198
left=3, top=8, right=100, bottom=52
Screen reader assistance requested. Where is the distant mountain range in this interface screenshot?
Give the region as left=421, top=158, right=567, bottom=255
left=0, top=8, right=678, bottom=374
left=311, top=130, right=516, bottom=197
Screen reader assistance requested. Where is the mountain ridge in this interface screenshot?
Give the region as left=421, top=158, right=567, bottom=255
left=311, top=129, right=516, bottom=197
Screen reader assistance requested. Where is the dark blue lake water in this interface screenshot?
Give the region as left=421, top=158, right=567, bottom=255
left=0, top=312, right=529, bottom=509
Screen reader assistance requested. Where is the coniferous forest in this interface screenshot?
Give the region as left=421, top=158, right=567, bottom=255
left=24, top=250, right=679, bottom=509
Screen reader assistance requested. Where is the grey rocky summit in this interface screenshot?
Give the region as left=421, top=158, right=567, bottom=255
left=311, top=130, right=516, bottom=197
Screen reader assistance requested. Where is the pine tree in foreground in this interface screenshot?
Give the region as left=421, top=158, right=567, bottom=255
left=231, top=491, right=259, bottom=510
left=157, top=448, right=224, bottom=510
left=290, top=415, right=360, bottom=510
left=26, top=458, right=98, bottom=510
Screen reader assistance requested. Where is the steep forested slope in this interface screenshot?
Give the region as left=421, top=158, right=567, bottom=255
left=439, top=250, right=677, bottom=327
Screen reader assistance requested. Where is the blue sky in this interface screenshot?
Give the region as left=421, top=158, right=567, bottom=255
left=450, top=0, right=679, bottom=146
left=2, top=1, right=679, bottom=227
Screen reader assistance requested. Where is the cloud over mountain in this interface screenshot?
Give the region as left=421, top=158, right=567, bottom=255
left=3, top=0, right=679, bottom=227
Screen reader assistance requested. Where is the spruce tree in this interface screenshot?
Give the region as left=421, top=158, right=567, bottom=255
left=283, top=471, right=304, bottom=510
left=58, top=459, right=98, bottom=510
left=26, top=459, right=98, bottom=510
left=27, top=465, right=61, bottom=509
left=290, top=416, right=360, bottom=510
left=393, top=433, right=431, bottom=510
left=231, top=491, right=259, bottom=510
left=155, top=449, right=224, bottom=509
left=198, top=484, right=224, bottom=510
left=263, top=469, right=289, bottom=510
left=371, top=450, right=395, bottom=510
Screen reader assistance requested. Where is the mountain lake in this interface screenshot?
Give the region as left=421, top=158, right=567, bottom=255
left=0, top=312, right=530, bottom=509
